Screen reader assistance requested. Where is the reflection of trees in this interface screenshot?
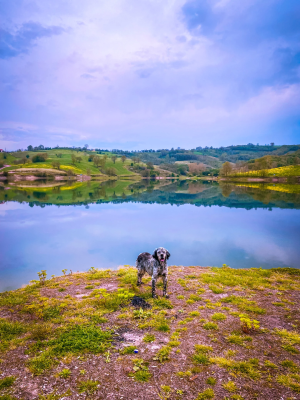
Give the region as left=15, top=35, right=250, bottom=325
left=33, top=191, right=49, bottom=200
left=52, top=186, right=61, bottom=194
left=221, top=184, right=233, bottom=198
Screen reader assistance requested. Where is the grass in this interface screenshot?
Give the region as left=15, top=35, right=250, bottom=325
left=153, top=346, right=171, bottom=363
left=211, top=312, right=227, bottom=321
left=222, top=381, right=237, bottom=392
left=120, top=345, right=136, bottom=354
left=203, top=322, right=218, bottom=330
left=2, top=149, right=137, bottom=177
left=276, top=374, right=300, bottom=393
left=192, top=344, right=213, bottom=365
left=195, top=388, right=215, bottom=399
left=233, top=165, right=300, bottom=178
left=0, top=377, right=16, bottom=390
left=210, top=357, right=261, bottom=380
left=143, top=333, right=155, bottom=343
left=77, top=379, right=99, bottom=394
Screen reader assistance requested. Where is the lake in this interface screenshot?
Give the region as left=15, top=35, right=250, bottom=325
left=0, top=179, right=300, bottom=292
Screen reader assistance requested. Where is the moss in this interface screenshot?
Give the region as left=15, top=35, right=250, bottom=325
left=153, top=346, right=171, bottom=363
left=210, top=357, right=261, bottom=380
left=176, top=370, right=192, bottom=378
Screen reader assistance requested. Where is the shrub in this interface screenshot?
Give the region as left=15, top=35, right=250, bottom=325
left=281, top=360, right=299, bottom=372
left=0, top=319, right=26, bottom=341
left=32, top=153, right=47, bottom=162
left=129, top=359, right=152, bottom=382
left=226, top=333, right=252, bottom=345
left=30, top=324, right=52, bottom=341
left=133, top=370, right=152, bottom=382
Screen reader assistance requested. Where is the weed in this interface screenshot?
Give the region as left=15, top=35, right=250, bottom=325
left=195, top=388, right=214, bottom=399
left=225, top=350, right=237, bottom=357
left=264, top=360, right=277, bottom=369
left=281, top=360, right=299, bottom=372
left=177, top=295, right=185, bottom=300
left=58, top=288, right=65, bottom=292
left=276, top=374, right=300, bottom=393
left=153, top=346, right=171, bottom=362
left=222, top=381, right=237, bottom=392
left=274, top=328, right=300, bottom=345
left=226, top=332, right=252, bottom=346
left=282, top=344, right=299, bottom=354
left=27, top=349, right=58, bottom=375
left=210, top=357, right=260, bottom=380
left=231, top=396, right=244, bottom=400
left=211, top=313, right=226, bottom=321
left=177, top=371, right=192, bottom=378
left=239, top=314, right=260, bottom=333
left=192, top=344, right=213, bottom=365
left=206, top=377, right=216, bottom=385
left=169, top=340, right=180, bottom=347
left=153, top=297, right=173, bottom=309
left=77, top=379, right=99, bottom=394
left=0, top=377, right=16, bottom=390
left=222, top=295, right=265, bottom=314
left=85, top=285, right=94, bottom=290
left=133, top=308, right=152, bottom=319
left=90, top=314, right=108, bottom=324
left=143, top=333, right=155, bottom=343
left=209, top=285, right=224, bottom=294
left=203, top=322, right=218, bottom=330
left=189, top=294, right=202, bottom=302
left=189, top=311, right=200, bottom=317
left=0, top=319, right=26, bottom=342
left=0, top=291, right=28, bottom=307
left=120, top=345, right=136, bottom=354
left=129, top=359, right=152, bottom=382
left=92, top=288, right=134, bottom=311
left=30, top=324, right=52, bottom=341
left=58, top=368, right=71, bottom=378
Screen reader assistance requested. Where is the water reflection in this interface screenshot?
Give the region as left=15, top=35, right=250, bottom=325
left=0, top=180, right=299, bottom=292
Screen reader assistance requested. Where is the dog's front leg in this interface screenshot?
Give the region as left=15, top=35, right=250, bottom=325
left=162, top=274, right=169, bottom=298
left=152, top=273, right=158, bottom=298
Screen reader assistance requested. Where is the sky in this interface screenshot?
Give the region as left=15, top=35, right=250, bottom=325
left=0, top=0, right=300, bottom=150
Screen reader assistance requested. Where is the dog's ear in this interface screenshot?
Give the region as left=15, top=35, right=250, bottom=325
left=152, top=249, right=158, bottom=260
left=166, top=250, right=170, bottom=259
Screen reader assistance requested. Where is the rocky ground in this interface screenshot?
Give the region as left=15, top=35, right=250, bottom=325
left=0, top=266, right=300, bottom=400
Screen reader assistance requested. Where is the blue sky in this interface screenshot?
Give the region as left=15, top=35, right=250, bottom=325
left=0, top=0, right=299, bottom=150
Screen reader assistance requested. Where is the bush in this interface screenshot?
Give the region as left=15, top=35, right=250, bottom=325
left=0, top=376, right=16, bottom=390
left=32, top=153, right=47, bottom=162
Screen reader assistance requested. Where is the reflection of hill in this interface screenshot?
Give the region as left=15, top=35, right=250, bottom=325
left=0, top=180, right=300, bottom=210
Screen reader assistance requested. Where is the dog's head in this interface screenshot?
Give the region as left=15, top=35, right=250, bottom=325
left=153, top=247, right=170, bottom=265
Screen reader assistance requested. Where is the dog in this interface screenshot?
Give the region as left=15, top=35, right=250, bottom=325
left=136, top=247, right=170, bottom=298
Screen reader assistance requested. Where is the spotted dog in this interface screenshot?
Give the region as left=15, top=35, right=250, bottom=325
left=136, top=247, right=171, bottom=298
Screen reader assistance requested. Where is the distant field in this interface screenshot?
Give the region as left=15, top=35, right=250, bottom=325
left=0, top=150, right=137, bottom=177
left=233, top=165, right=300, bottom=178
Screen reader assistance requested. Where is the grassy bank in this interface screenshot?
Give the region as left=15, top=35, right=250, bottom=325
left=0, top=150, right=138, bottom=178
left=0, top=266, right=300, bottom=399
left=230, top=165, right=300, bottom=178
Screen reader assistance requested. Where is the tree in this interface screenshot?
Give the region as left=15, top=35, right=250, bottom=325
left=26, top=154, right=30, bottom=159
left=146, top=162, right=153, bottom=169
left=52, top=161, right=60, bottom=169
left=76, top=156, right=82, bottom=163
left=93, top=156, right=101, bottom=167
left=105, top=167, right=117, bottom=176
left=84, top=144, right=89, bottom=149
left=86, top=168, right=91, bottom=176
left=111, top=155, right=117, bottom=164
left=121, top=155, right=126, bottom=163
left=220, top=162, right=233, bottom=176
left=27, top=145, right=33, bottom=151
left=71, top=154, right=77, bottom=165
left=88, top=155, right=94, bottom=162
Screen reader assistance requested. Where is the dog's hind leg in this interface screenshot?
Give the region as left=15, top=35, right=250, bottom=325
left=137, top=268, right=144, bottom=286
left=162, top=274, right=169, bottom=298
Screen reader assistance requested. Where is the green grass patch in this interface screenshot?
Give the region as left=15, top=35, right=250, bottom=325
left=143, top=333, right=155, bottom=343
left=276, top=374, right=300, bottom=393
left=120, top=346, right=136, bottom=354
left=203, top=322, right=218, bottom=330
left=210, top=357, right=260, bottom=380
left=211, top=312, right=226, bottom=321
left=222, top=295, right=265, bottom=314
left=0, top=377, right=16, bottom=390
left=195, top=388, right=215, bottom=400
left=77, top=379, right=99, bottom=394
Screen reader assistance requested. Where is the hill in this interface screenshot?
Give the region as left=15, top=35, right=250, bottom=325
left=0, top=266, right=300, bottom=399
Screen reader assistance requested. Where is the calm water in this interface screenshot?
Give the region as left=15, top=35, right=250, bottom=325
left=0, top=179, right=300, bottom=292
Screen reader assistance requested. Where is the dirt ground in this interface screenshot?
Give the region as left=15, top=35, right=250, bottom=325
left=0, top=266, right=300, bottom=400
